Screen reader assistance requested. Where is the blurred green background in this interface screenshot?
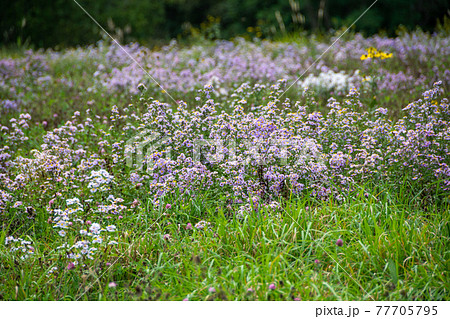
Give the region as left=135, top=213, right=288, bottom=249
left=1, top=0, right=449, bottom=48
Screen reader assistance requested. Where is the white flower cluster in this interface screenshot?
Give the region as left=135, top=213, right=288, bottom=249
left=52, top=198, right=84, bottom=237
left=4, top=236, right=34, bottom=260
left=96, top=195, right=126, bottom=215
left=67, top=221, right=118, bottom=262
left=49, top=197, right=119, bottom=264
left=194, top=220, right=211, bottom=230
left=87, top=169, right=114, bottom=193
left=300, top=70, right=363, bottom=94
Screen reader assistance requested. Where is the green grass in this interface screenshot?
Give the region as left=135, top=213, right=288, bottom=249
left=1, top=184, right=448, bottom=301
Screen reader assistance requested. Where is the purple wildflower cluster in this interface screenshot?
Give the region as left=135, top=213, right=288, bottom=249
left=123, top=80, right=448, bottom=213
left=0, top=110, right=123, bottom=265
left=90, top=31, right=449, bottom=96
left=1, top=51, right=51, bottom=114
left=1, top=30, right=447, bottom=128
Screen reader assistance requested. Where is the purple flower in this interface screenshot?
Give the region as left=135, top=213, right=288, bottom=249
left=67, top=262, right=75, bottom=270
left=186, top=223, right=193, bottom=230
left=1, top=99, right=19, bottom=111
left=165, top=204, right=172, bottom=210
left=268, top=283, right=276, bottom=290
left=194, top=220, right=210, bottom=230
left=336, top=238, right=344, bottom=247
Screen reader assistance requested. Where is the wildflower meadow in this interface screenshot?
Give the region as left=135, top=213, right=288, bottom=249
left=0, top=26, right=449, bottom=301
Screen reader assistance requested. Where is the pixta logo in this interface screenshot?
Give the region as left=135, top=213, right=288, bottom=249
left=125, top=132, right=324, bottom=173
left=125, top=130, right=170, bottom=174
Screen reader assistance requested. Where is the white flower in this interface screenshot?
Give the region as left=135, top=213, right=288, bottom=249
left=299, top=70, right=361, bottom=94
left=53, top=220, right=69, bottom=229
left=194, top=220, right=211, bottom=230
left=48, top=266, right=58, bottom=274
left=73, top=240, right=89, bottom=249
left=92, top=236, right=103, bottom=244
left=5, top=236, right=14, bottom=245
left=89, top=223, right=101, bottom=234
left=66, top=198, right=81, bottom=206
left=80, top=229, right=88, bottom=235
left=58, top=230, right=66, bottom=237
left=269, top=201, right=280, bottom=209
left=87, top=169, right=114, bottom=193
left=13, top=201, right=23, bottom=208
left=106, top=225, right=116, bottom=232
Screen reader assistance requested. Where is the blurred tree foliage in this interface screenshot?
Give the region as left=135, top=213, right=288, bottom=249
left=1, top=0, right=448, bottom=48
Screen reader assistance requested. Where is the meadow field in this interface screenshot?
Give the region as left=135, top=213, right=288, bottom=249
left=0, top=28, right=449, bottom=301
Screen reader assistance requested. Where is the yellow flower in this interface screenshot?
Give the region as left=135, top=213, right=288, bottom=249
left=360, top=47, right=393, bottom=61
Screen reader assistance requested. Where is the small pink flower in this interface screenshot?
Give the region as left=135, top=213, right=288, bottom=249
left=208, top=287, right=216, bottom=293
left=118, top=215, right=123, bottom=219
left=67, top=262, right=75, bottom=270
left=165, top=204, right=172, bottom=210
left=42, top=121, right=48, bottom=127
left=86, top=220, right=92, bottom=225
left=48, top=199, right=55, bottom=206
left=314, top=259, right=320, bottom=264
left=106, top=262, right=112, bottom=267
left=336, top=238, right=344, bottom=247
left=163, top=234, right=171, bottom=240
left=183, top=298, right=189, bottom=301
left=186, top=223, right=192, bottom=230
left=294, top=297, right=301, bottom=301
left=247, top=288, right=254, bottom=292
left=108, top=282, right=117, bottom=288
left=268, top=283, right=276, bottom=290
left=131, top=199, right=139, bottom=208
